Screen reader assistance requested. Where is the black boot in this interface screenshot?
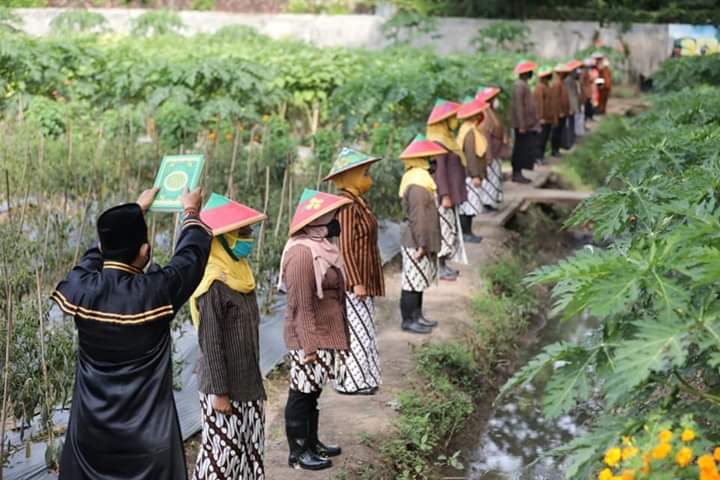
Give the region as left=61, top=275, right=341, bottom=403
left=286, top=391, right=332, bottom=470
left=416, top=292, right=437, bottom=327
left=439, top=257, right=458, bottom=280
left=308, top=408, right=341, bottom=458
left=460, top=214, right=482, bottom=243
left=400, top=290, right=432, bottom=334
left=286, top=420, right=332, bottom=470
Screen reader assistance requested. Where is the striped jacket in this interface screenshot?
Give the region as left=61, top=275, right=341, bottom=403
left=337, top=189, right=386, bottom=298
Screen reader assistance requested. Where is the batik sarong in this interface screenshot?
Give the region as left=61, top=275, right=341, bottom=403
left=401, top=246, right=438, bottom=292
left=480, top=159, right=504, bottom=208
left=460, top=177, right=483, bottom=216
left=438, top=205, right=468, bottom=264
left=289, top=349, right=335, bottom=394
left=334, top=293, right=381, bottom=393
left=193, top=394, right=265, bottom=480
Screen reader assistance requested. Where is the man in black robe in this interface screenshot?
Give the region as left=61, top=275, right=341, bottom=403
left=51, top=187, right=212, bottom=479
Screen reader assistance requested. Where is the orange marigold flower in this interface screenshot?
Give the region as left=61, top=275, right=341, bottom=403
left=681, top=428, right=696, bottom=443
left=659, top=429, right=673, bottom=443
left=676, top=447, right=693, bottom=468
left=621, top=469, right=635, bottom=480
left=651, top=443, right=672, bottom=460
left=714, top=447, right=720, bottom=461
left=605, top=447, right=622, bottom=467
left=622, top=447, right=638, bottom=461
left=598, top=468, right=613, bottom=480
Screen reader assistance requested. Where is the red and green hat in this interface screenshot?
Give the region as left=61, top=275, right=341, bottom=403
left=200, top=193, right=267, bottom=236
left=513, top=60, right=538, bottom=75
left=476, top=86, right=501, bottom=102
left=399, top=134, right=448, bottom=160
left=289, top=189, right=352, bottom=236
left=457, top=95, right=489, bottom=120
left=427, top=99, right=461, bottom=125
left=538, top=66, right=553, bottom=78
left=554, top=62, right=571, bottom=73
left=323, top=147, right=381, bottom=182
left=566, top=59, right=583, bottom=71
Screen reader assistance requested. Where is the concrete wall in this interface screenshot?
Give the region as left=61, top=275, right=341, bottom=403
left=14, top=8, right=673, bottom=76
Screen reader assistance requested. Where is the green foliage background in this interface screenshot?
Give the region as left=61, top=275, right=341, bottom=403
left=500, top=58, right=720, bottom=478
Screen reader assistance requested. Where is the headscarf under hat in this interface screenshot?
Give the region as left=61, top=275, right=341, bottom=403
left=426, top=119, right=466, bottom=167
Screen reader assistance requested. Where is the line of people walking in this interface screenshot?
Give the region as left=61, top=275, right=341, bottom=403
left=49, top=56, right=611, bottom=480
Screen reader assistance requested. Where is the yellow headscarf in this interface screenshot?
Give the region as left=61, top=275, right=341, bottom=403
left=426, top=118, right=466, bottom=167
left=398, top=159, right=437, bottom=198
left=331, top=165, right=373, bottom=196
left=457, top=118, right=488, bottom=159
left=190, top=231, right=256, bottom=329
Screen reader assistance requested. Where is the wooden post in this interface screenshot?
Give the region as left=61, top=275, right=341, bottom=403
left=255, top=166, right=270, bottom=264
left=171, top=213, right=180, bottom=257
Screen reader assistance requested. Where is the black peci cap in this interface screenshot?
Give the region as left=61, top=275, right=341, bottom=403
left=97, top=203, right=148, bottom=262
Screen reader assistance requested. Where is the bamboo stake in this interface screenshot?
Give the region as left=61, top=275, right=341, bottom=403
left=0, top=246, right=14, bottom=477
left=226, top=125, right=242, bottom=198
left=35, top=271, right=53, bottom=449
left=149, top=215, right=157, bottom=264
left=4, top=170, right=11, bottom=224
left=171, top=213, right=180, bottom=257
left=273, top=166, right=289, bottom=239
left=255, top=166, right=271, bottom=264
left=72, top=200, right=91, bottom=268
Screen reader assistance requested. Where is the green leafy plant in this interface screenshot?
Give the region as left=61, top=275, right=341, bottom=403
left=49, top=10, right=108, bottom=35
left=471, top=21, right=533, bottom=54
left=131, top=10, right=186, bottom=37
left=499, top=85, right=720, bottom=478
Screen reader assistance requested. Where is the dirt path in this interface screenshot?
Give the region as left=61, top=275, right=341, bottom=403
left=185, top=97, right=642, bottom=478
left=260, top=165, right=558, bottom=479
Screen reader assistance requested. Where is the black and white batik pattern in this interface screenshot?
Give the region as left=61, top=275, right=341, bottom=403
left=334, top=293, right=381, bottom=393
left=479, top=159, right=504, bottom=208
left=289, top=349, right=335, bottom=394
left=460, top=176, right=484, bottom=216
left=401, top=246, right=438, bottom=292
left=193, top=394, right=265, bottom=480
left=438, top=205, right=468, bottom=264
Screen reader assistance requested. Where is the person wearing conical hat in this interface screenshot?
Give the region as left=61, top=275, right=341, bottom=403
left=323, top=147, right=385, bottom=396
left=597, top=56, right=612, bottom=114
left=476, top=86, right=508, bottom=210
left=534, top=67, right=557, bottom=164
left=567, top=60, right=586, bottom=138
left=190, top=194, right=268, bottom=480
left=581, top=59, right=596, bottom=123
left=510, top=60, right=540, bottom=183
left=563, top=61, right=580, bottom=147
left=551, top=63, right=571, bottom=157
left=426, top=99, right=467, bottom=281
left=398, top=134, right=444, bottom=334
left=455, top=95, right=489, bottom=242
left=278, top=189, right=352, bottom=470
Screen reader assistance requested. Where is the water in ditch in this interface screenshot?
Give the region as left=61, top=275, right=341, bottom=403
left=467, top=307, right=600, bottom=479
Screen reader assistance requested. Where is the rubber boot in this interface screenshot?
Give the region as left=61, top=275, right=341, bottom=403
left=400, top=290, right=432, bottom=334
left=286, top=391, right=331, bottom=470
left=460, top=214, right=482, bottom=243
left=308, top=407, right=341, bottom=458
left=415, top=292, right=437, bottom=327
left=439, top=257, right=458, bottom=281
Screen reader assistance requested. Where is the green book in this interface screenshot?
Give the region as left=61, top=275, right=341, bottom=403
left=149, top=154, right=205, bottom=213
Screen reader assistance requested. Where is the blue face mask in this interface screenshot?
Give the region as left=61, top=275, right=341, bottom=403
left=230, top=238, right=255, bottom=258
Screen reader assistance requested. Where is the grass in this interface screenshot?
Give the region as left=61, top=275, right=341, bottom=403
left=362, top=248, right=543, bottom=479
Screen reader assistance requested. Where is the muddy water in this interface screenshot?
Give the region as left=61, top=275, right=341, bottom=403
left=468, top=243, right=599, bottom=480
